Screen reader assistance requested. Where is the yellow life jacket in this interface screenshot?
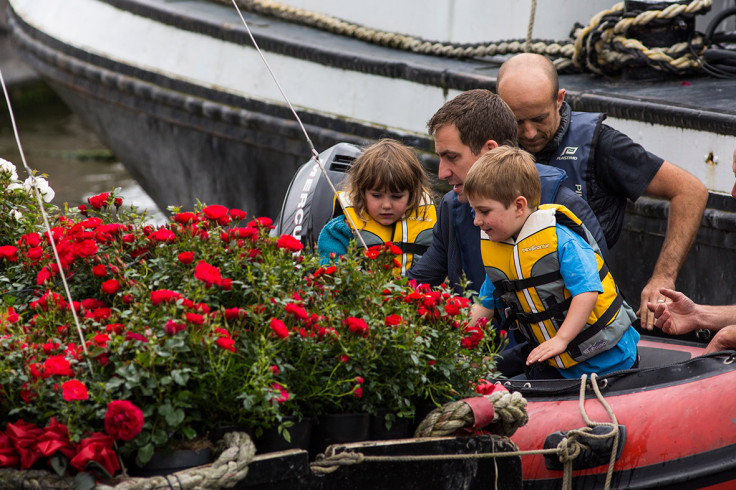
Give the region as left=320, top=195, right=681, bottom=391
left=334, top=191, right=436, bottom=275
left=480, top=204, right=635, bottom=369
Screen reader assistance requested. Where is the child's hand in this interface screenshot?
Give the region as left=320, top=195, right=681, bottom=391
left=526, top=337, right=568, bottom=365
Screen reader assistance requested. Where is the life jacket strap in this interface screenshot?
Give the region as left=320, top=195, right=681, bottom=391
left=393, top=242, right=429, bottom=256
left=492, top=270, right=563, bottom=295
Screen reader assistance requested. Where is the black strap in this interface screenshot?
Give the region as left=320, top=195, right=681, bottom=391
left=493, top=270, right=563, bottom=295
left=514, top=296, right=573, bottom=325
left=393, top=242, right=429, bottom=255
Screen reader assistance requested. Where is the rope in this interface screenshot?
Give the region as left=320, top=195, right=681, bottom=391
left=526, top=0, right=538, bottom=53
left=0, top=432, right=255, bottom=489
left=97, top=431, right=256, bottom=490
left=412, top=390, right=529, bottom=438
left=227, top=0, right=369, bottom=251
left=212, top=0, right=715, bottom=76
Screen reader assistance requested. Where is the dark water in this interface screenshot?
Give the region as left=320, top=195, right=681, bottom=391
left=0, top=96, right=165, bottom=222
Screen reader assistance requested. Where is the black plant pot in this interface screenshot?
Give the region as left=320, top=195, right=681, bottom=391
left=130, top=447, right=213, bottom=477
left=310, top=412, right=370, bottom=458
left=254, top=416, right=313, bottom=454
left=370, top=409, right=410, bottom=440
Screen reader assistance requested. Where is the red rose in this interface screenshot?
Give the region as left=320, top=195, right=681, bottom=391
left=148, top=228, right=176, bottom=242
left=229, top=208, right=247, bottom=221
left=178, top=251, right=195, bottom=264
left=384, top=314, right=403, bottom=327
left=269, top=318, right=289, bottom=339
left=74, top=239, right=98, bottom=258
left=92, top=264, right=107, bottom=277
left=194, top=261, right=223, bottom=287
left=276, top=235, right=304, bottom=252
left=43, top=355, right=74, bottom=378
left=62, top=379, right=89, bottom=401
left=270, top=383, right=289, bottom=404
left=70, top=432, right=120, bottom=475
left=104, top=400, right=145, bottom=441
left=101, top=279, right=120, bottom=295
left=216, top=337, right=236, bottom=352
left=150, top=289, right=182, bottom=305
left=0, top=245, right=19, bottom=262
left=353, top=386, right=363, bottom=398
left=202, top=204, right=229, bottom=220
left=174, top=212, right=198, bottom=224
left=88, top=193, right=110, bottom=209
left=284, top=303, right=308, bottom=320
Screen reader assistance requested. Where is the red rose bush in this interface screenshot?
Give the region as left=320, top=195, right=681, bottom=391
left=0, top=163, right=503, bottom=478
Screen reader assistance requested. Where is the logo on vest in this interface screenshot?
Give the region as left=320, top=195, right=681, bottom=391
left=521, top=243, right=549, bottom=253
left=559, top=146, right=579, bottom=160
left=582, top=339, right=608, bottom=355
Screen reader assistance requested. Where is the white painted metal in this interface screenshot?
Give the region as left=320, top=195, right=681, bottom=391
left=9, top=0, right=735, bottom=197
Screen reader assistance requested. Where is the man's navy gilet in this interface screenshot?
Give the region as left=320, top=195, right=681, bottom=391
left=548, top=112, right=604, bottom=201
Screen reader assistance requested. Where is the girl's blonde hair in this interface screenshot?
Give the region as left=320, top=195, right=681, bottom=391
left=344, top=139, right=433, bottom=220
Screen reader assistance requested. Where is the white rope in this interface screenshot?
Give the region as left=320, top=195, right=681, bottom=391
left=0, top=67, right=92, bottom=369
left=526, top=0, right=538, bottom=52
left=229, top=0, right=369, bottom=251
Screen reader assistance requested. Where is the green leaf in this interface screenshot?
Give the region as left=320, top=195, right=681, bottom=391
left=137, top=443, right=155, bottom=467
left=72, top=472, right=98, bottom=490
left=152, top=429, right=168, bottom=446
left=49, top=453, right=69, bottom=476
left=171, top=369, right=190, bottom=386
left=181, top=426, right=197, bottom=439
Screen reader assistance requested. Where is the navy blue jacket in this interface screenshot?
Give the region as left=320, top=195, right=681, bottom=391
left=408, top=164, right=608, bottom=295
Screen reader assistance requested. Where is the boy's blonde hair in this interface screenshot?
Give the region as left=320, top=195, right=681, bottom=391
left=344, top=139, right=433, bottom=220
left=464, top=146, right=540, bottom=208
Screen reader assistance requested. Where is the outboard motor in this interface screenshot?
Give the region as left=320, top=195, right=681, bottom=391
left=273, top=143, right=363, bottom=248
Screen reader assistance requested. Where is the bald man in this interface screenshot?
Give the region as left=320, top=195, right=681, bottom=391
left=497, top=53, right=708, bottom=331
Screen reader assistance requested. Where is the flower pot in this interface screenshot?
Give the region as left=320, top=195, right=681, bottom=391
left=254, top=416, right=313, bottom=454
left=310, top=412, right=370, bottom=458
left=130, top=447, right=213, bottom=477
left=370, top=409, right=410, bottom=440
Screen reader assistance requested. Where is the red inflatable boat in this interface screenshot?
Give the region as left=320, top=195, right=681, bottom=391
left=507, top=336, right=736, bottom=489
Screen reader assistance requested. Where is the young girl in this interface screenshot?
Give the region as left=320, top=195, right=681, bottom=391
left=317, top=139, right=437, bottom=275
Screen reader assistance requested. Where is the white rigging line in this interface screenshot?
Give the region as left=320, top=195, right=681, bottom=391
left=0, top=67, right=92, bottom=369
left=230, top=0, right=369, bottom=250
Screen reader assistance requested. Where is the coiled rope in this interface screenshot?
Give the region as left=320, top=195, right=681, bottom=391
left=213, top=0, right=717, bottom=76
left=413, top=389, right=529, bottom=438
left=312, top=374, right=620, bottom=490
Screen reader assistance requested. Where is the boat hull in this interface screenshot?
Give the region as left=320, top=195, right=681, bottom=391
left=6, top=0, right=736, bottom=308
left=509, top=338, right=736, bottom=489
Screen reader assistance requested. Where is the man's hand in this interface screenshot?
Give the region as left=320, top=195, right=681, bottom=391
left=639, top=276, right=675, bottom=330
left=526, top=337, right=568, bottom=365
left=704, top=325, right=736, bottom=354
left=646, top=287, right=699, bottom=336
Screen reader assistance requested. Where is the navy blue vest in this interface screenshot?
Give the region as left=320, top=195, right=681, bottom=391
left=549, top=112, right=604, bottom=201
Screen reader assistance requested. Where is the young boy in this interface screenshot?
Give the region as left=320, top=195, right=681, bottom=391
left=466, top=146, right=639, bottom=380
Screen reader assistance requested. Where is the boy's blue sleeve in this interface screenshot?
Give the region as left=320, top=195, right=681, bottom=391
left=557, top=224, right=603, bottom=296
left=478, top=276, right=504, bottom=310
left=317, top=217, right=353, bottom=264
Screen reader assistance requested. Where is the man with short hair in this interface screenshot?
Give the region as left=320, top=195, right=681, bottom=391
left=496, top=53, right=708, bottom=331
left=408, top=89, right=606, bottom=296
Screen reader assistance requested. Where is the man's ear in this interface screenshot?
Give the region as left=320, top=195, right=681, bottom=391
left=484, top=140, right=499, bottom=152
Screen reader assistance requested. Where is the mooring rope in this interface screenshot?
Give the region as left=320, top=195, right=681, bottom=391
left=228, top=0, right=370, bottom=251
left=314, top=375, right=621, bottom=490
left=213, top=0, right=714, bottom=76
left=0, top=67, right=92, bottom=368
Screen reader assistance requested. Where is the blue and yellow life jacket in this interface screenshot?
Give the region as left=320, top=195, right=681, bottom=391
left=480, top=204, right=635, bottom=369
left=334, top=191, right=436, bottom=275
